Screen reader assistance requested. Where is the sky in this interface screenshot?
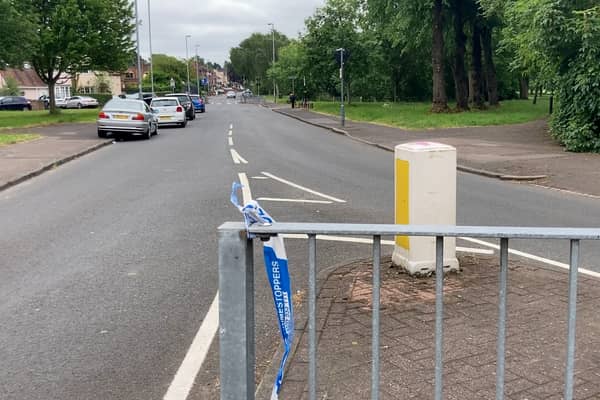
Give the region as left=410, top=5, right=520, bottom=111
left=135, top=0, right=326, bottom=66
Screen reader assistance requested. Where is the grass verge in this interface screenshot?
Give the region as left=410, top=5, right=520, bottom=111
left=0, top=109, right=98, bottom=130
left=312, top=98, right=550, bottom=130
left=0, top=134, right=42, bottom=147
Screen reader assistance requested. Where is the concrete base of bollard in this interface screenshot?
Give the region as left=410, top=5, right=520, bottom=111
left=392, top=252, right=459, bottom=277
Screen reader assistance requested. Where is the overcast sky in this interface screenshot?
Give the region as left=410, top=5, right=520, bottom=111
left=135, top=0, right=325, bottom=66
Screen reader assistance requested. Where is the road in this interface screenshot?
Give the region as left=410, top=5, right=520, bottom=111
left=1, top=96, right=600, bottom=399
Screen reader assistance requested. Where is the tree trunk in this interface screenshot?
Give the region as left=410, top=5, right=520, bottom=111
left=520, top=78, right=529, bottom=100
left=431, top=0, right=448, bottom=112
left=533, top=85, right=539, bottom=104
left=470, top=21, right=485, bottom=109
left=452, top=0, right=469, bottom=111
left=48, top=80, right=58, bottom=114
left=481, top=25, right=498, bottom=106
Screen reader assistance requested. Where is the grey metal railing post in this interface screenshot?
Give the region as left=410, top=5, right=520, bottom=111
left=564, top=239, right=580, bottom=400
left=496, top=238, right=509, bottom=400
left=218, top=227, right=255, bottom=400
left=434, top=236, right=444, bottom=400
left=371, top=236, right=381, bottom=400
left=308, top=234, right=317, bottom=400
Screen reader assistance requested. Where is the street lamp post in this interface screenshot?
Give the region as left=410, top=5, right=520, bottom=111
left=336, top=47, right=346, bottom=127
left=185, top=35, right=191, bottom=93
left=267, top=23, right=276, bottom=103
left=134, top=0, right=142, bottom=98
left=195, top=45, right=200, bottom=95
left=147, top=0, right=154, bottom=95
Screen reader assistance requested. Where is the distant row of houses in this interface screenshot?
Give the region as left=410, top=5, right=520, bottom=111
left=0, top=62, right=227, bottom=100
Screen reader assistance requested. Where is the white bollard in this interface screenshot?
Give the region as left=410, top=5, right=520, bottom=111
left=392, top=141, right=460, bottom=276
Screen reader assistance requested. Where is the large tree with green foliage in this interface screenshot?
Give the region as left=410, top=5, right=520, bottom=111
left=0, top=1, right=35, bottom=66
left=13, top=0, right=134, bottom=112
left=229, top=32, right=289, bottom=95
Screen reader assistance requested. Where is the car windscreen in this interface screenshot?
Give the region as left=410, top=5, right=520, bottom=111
left=152, top=99, right=178, bottom=107
left=167, top=95, right=190, bottom=104
left=103, top=100, right=144, bottom=112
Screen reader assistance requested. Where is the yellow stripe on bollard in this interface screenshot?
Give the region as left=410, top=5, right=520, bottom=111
left=395, top=159, right=410, bottom=250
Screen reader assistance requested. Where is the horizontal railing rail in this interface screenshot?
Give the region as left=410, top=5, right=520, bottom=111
left=218, top=222, right=600, bottom=400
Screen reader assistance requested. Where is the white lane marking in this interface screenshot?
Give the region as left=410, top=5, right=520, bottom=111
left=252, top=176, right=268, bottom=180
left=238, top=172, right=252, bottom=202
left=281, top=234, right=494, bottom=255
left=461, top=237, right=600, bottom=278
left=163, top=294, right=219, bottom=400
left=257, top=197, right=333, bottom=204
left=230, top=149, right=248, bottom=164
left=229, top=124, right=233, bottom=130
left=228, top=137, right=233, bottom=146
left=228, top=130, right=232, bottom=136
left=261, top=171, right=346, bottom=203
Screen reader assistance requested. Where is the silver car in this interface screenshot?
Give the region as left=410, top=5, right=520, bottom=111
left=96, top=99, right=158, bottom=140
left=65, top=96, right=99, bottom=109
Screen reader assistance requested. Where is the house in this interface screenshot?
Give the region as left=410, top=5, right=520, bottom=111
left=75, top=71, right=122, bottom=95
left=121, top=61, right=150, bottom=92
left=0, top=66, right=71, bottom=100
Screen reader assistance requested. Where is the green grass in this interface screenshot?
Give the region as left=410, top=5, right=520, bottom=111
left=0, top=133, right=42, bottom=147
left=0, top=109, right=99, bottom=130
left=312, top=98, right=550, bottom=130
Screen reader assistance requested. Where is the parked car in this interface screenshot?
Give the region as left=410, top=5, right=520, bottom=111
left=190, top=95, right=206, bottom=113
left=55, top=97, right=68, bottom=108
left=65, top=96, right=99, bottom=109
left=164, top=93, right=195, bottom=120
left=226, top=90, right=236, bottom=99
left=0, top=96, right=32, bottom=111
left=150, top=97, right=187, bottom=128
left=96, top=98, right=158, bottom=140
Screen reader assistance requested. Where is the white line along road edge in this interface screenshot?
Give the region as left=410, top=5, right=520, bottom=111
left=163, top=295, right=219, bottom=400
left=163, top=178, right=253, bottom=400
left=261, top=171, right=346, bottom=203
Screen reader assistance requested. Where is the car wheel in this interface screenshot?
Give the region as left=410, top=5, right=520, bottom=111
left=97, top=129, right=107, bottom=138
left=77, top=103, right=82, bottom=109
left=152, top=123, right=158, bottom=136
left=179, top=120, right=187, bottom=128
left=145, top=124, right=152, bottom=140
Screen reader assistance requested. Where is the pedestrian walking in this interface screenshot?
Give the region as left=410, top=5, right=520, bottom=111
left=289, top=92, right=296, bottom=109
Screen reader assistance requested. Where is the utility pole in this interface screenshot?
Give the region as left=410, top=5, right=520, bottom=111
left=336, top=48, right=346, bottom=127
left=134, top=0, right=142, bottom=98
left=185, top=35, right=191, bottom=93
left=268, top=23, right=276, bottom=103
left=147, top=0, right=154, bottom=94
left=195, top=45, right=200, bottom=95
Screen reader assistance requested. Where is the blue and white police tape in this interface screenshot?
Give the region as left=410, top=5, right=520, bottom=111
left=231, top=183, right=294, bottom=400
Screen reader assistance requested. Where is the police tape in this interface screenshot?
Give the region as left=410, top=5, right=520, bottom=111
left=231, top=183, right=294, bottom=399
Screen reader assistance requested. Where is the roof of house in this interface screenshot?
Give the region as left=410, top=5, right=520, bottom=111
left=1, top=68, right=46, bottom=88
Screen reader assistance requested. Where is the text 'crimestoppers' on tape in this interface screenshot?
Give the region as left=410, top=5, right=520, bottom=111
left=231, top=183, right=294, bottom=399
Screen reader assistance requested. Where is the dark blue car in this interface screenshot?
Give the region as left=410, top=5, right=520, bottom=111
left=190, top=95, right=206, bottom=113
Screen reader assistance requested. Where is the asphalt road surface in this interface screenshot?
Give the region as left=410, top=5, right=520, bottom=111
left=1, top=95, right=600, bottom=400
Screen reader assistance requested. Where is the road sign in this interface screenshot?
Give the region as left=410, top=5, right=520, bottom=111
left=201, top=78, right=208, bottom=86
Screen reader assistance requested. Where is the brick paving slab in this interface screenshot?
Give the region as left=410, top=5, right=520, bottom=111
left=276, top=254, right=600, bottom=400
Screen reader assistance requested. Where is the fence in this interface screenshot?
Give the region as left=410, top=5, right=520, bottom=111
left=218, top=222, right=600, bottom=400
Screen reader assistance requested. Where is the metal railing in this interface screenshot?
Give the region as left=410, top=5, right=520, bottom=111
left=217, top=222, right=600, bottom=400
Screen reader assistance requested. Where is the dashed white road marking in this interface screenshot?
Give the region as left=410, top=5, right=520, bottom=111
left=238, top=172, right=252, bottom=202
left=461, top=237, right=600, bottom=278
left=281, top=234, right=493, bottom=255
left=163, top=294, right=219, bottom=400
left=228, top=130, right=232, bottom=136
left=261, top=171, right=346, bottom=203
left=228, top=137, right=233, bottom=146
left=252, top=176, right=268, bottom=180
left=257, top=197, right=333, bottom=204
left=229, top=124, right=233, bottom=130
left=230, top=149, right=248, bottom=164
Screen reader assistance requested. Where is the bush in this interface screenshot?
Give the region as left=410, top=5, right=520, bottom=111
left=87, top=93, right=113, bottom=106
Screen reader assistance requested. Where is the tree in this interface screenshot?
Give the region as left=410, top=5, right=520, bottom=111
left=145, top=54, right=187, bottom=92
left=431, top=0, right=448, bottom=112
left=451, top=0, right=470, bottom=110
left=13, top=0, right=135, bottom=113
left=0, top=1, right=35, bottom=66
left=0, top=76, right=20, bottom=96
